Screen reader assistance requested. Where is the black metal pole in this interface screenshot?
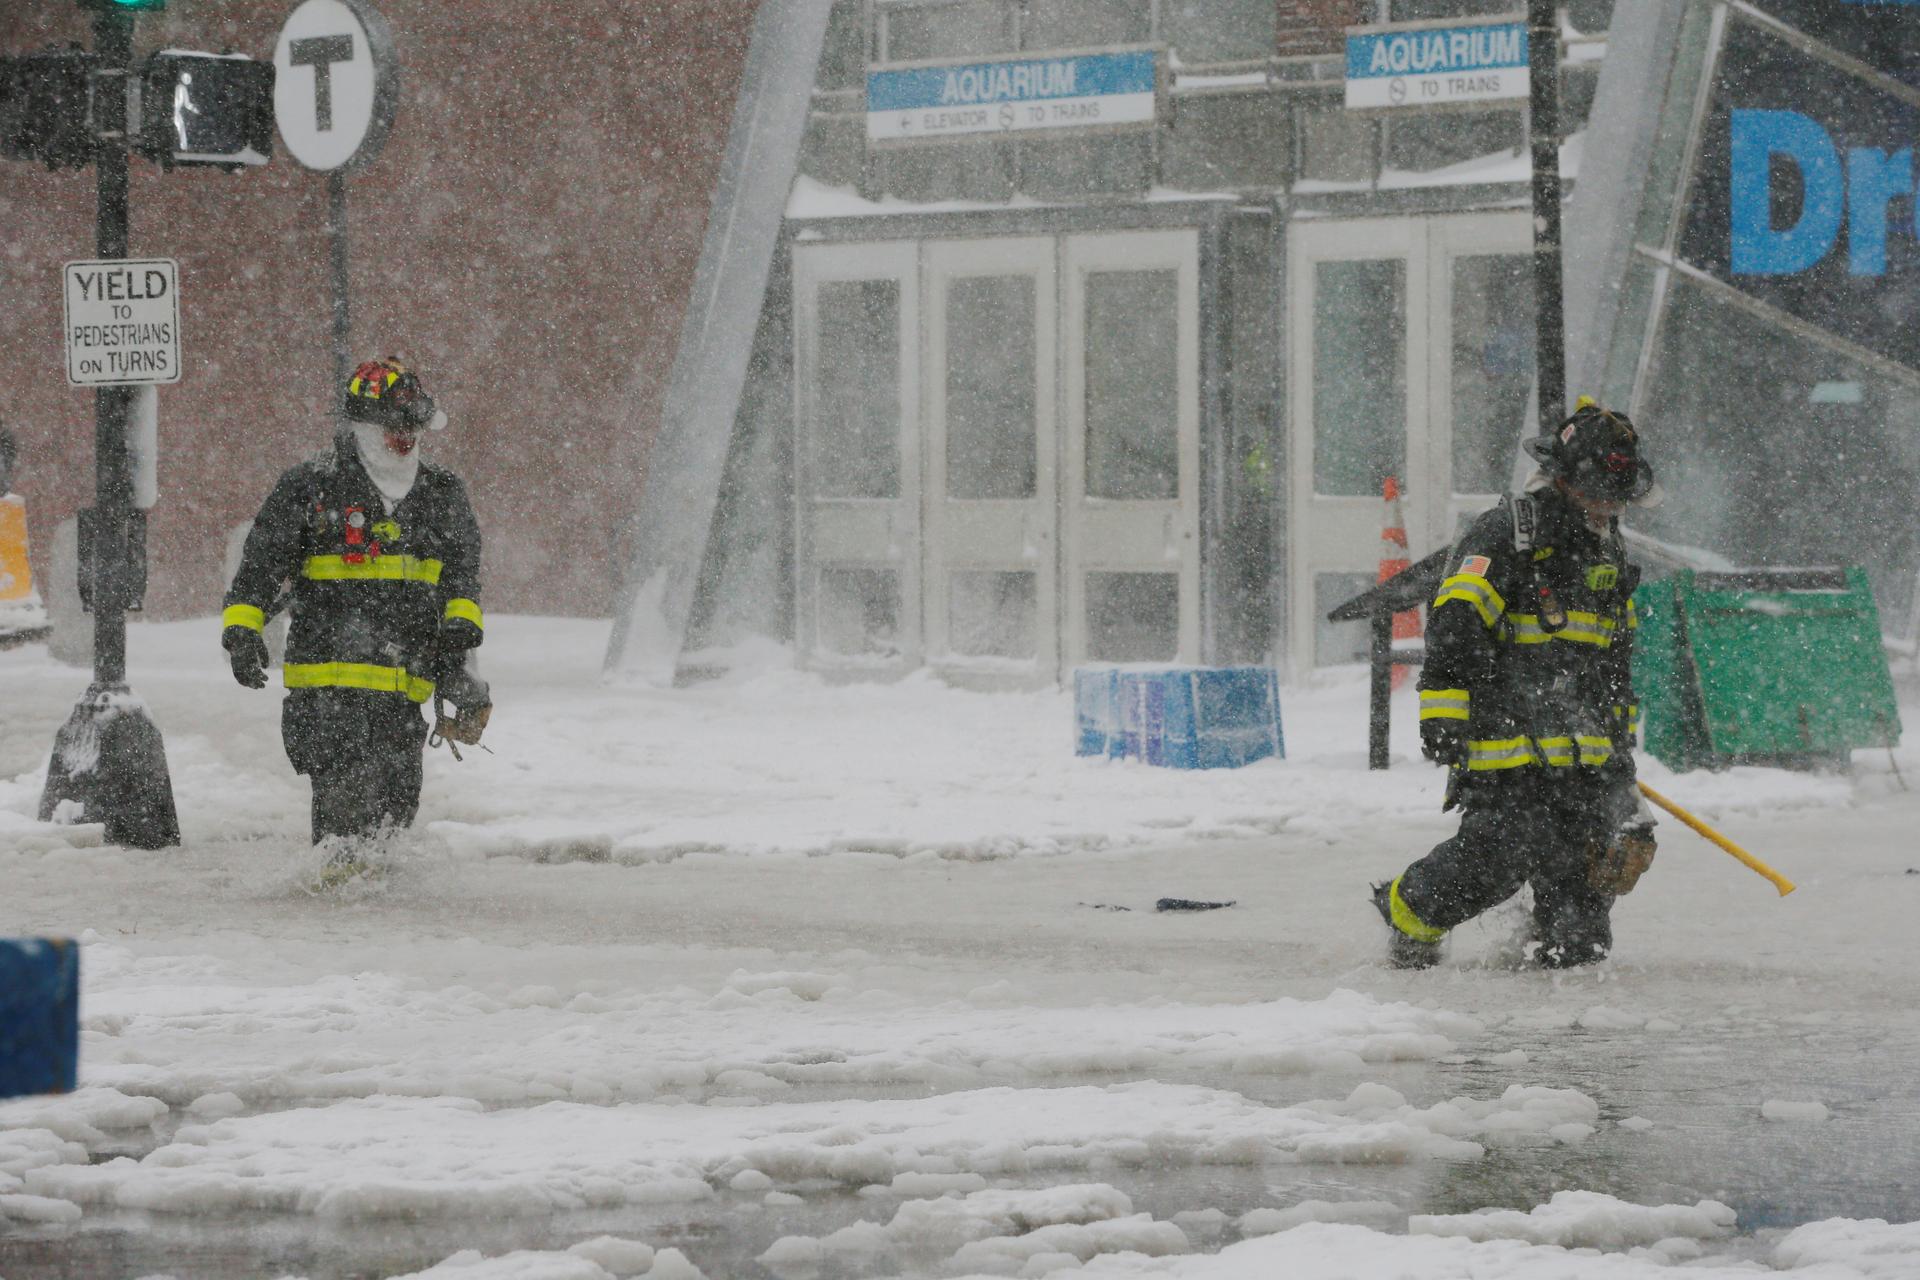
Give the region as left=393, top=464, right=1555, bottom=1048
left=91, top=9, right=132, bottom=684
left=1368, top=610, right=1391, bottom=770
left=38, top=7, right=179, bottom=849
left=327, top=168, right=351, bottom=401
left=1527, top=0, right=1567, bottom=430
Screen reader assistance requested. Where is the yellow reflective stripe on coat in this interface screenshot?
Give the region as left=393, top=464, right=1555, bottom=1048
left=1626, top=597, right=1638, bottom=629
left=1466, top=736, right=1535, bottom=770
left=301, top=555, right=444, bottom=584
left=1419, top=688, right=1471, bottom=721
left=283, top=662, right=434, bottom=703
left=443, top=597, right=484, bottom=629
left=1504, top=610, right=1617, bottom=646
left=1433, top=573, right=1505, bottom=628
left=222, top=603, right=265, bottom=631
left=1465, top=735, right=1614, bottom=771
left=1389, top=877, right=1446, bottom=942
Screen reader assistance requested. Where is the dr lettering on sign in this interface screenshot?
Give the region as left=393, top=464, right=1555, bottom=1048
left=1730, top=108, right=1913, bottom=277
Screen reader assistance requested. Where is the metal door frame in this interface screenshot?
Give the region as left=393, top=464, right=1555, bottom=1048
left=1285, top=211, right=1531, bottom=672
left=1286, top=216, right=1428, bottom=674
left=793, top=239, right=922, bottom=673
left=1060, top=228, right=1202, bottom=669
left=923, top=236, right=1059, bottom=678
left=1426, top=211, right=1533, bottom=545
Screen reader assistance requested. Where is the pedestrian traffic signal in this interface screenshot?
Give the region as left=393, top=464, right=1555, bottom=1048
left=136, top=52, right=275, bottom=170
left=0, top=51, right=98, bottom=170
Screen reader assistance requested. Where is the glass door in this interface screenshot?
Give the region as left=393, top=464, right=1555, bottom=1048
left=1286, top=212, right=1533, bottom=672
left=1430, top=213, right=1535, bottom=542
left=793, top=241, right=922, bottom=672
left=1061, top=229, right=1201, bottom=668
left=924, top=238, right=1058, bottom=679
left=1288, top=218, right=1428, bottom=671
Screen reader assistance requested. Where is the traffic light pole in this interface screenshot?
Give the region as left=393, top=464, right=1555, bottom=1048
left=37, top=6, right=180, bottom=849
left=93, top=9, right=133, bottom=681
left=1527, top=0, right=1567, bottom=430
left=327, top=169, right=352, bottom=395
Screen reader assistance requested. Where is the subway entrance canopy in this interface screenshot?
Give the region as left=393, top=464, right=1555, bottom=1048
left=608, top=0, right=1920, bottom=686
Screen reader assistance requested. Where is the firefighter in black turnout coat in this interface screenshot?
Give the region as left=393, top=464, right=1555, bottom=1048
left=222, top=358, right=485, bottom=847
left=1373, top=401, right=1660, bottom=968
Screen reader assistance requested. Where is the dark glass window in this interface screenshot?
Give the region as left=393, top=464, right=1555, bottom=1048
left=1312, top=259, right=1406, bottom=496
left=1086, top=572, right=1180, bottom=661
left=1165, top=0, right=1277, bottom=63
left=949, top=571, right=1038, bottom=657
left=1085, top=270, right=1179, bottom=500
left=883, top=1, right=1016, bottom=61
left=945, top=275, right=1038, bottom=500
left=1024, top=0, right=1152, bottom=49
left=813, top=280, right=901, bottom=500
left=817, top=566, right=901, bottom=657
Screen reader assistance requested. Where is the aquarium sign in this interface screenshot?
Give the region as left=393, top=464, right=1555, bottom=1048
left=867, top=49, right=1158, bottom=143
left=1345, top=20, right=1529, bottom=110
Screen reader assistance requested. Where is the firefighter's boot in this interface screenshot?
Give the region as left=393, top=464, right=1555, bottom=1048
left=1531, top=899, right=1612, bottom=968
left=1371, top=880, right=1444, bottom=970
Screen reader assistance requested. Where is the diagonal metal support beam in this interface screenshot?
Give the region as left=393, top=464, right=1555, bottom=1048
left=604, top=0, right=834, bottom=683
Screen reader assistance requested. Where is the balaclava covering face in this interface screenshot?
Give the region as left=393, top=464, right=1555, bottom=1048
left=350, top=424, right=420, bottom=507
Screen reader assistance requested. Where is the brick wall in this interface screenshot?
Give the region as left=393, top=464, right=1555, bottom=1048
left=1276, top=0, right=1370, bottom=55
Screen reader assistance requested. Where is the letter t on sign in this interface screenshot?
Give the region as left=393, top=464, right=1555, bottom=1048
left=291, top=35, right=355, bottom=131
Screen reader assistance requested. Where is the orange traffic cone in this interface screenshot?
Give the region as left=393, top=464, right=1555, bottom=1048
left=0, top=494, right=32, bottom=603
left=1377, top=477, right=1422, bottom=689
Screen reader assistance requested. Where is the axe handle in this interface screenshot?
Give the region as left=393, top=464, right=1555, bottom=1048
left=1637, top=781, right=1796, bottom=896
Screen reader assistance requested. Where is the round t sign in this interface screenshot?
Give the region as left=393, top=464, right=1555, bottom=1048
left=273, top=0, right=399, bottom=172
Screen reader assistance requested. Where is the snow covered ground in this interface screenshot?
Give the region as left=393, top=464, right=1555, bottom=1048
left=3, top=616, right=1919, bottom=1279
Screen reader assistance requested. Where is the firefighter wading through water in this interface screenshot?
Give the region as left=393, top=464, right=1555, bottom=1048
left=1373, top=399, right=1661, bottom=969
left=222, top=358, right=486, bottom=865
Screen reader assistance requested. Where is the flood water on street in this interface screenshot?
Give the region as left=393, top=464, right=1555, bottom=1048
left=7, top=1018, right=1914, bottom=1279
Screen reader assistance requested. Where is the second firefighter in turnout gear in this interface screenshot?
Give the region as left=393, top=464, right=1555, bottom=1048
left=222, top=357, right=487, bottom=847
left=1373, top=400, right=1659, bottom=969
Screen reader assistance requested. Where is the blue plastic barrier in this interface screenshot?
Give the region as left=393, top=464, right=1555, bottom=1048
left=1075, top=666, right=1284, bottom=769
left=1, top=939, right=79, bottom=1097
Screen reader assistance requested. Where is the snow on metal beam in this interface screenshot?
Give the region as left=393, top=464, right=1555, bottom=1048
left=604, top=0, right=834, bottom=684
left=1561, top=0, right=1690, bottom=403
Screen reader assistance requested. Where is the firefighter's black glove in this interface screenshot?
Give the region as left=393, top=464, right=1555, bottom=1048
left=437, top=617, right=483, bottom=652
left=423, top=643, right=467, bottom=691
left=1420, top=718, right=1465, bottom=766
left=1587, top=781, right=1657, bottom=895
left=1600, top=741, right=1637, bottom=786
left=222, top=625, right=269, bottom=690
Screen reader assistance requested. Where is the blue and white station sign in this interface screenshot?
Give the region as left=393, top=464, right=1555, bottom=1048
left=1345, top=20, right=1529, bottom=110
left=867, top=49, right=1158, bottom=142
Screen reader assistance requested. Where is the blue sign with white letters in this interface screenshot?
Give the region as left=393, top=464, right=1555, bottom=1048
left=1344, top=21, right=1528, bottom=108
left=867, top=50, right=1157, bottom=142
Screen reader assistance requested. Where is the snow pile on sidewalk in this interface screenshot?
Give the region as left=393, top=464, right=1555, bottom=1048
left=1, top=617, right=1876, bottom=863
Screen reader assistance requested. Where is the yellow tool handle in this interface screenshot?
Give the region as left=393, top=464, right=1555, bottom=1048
left=1637, top=781, right=1796, bottom=896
